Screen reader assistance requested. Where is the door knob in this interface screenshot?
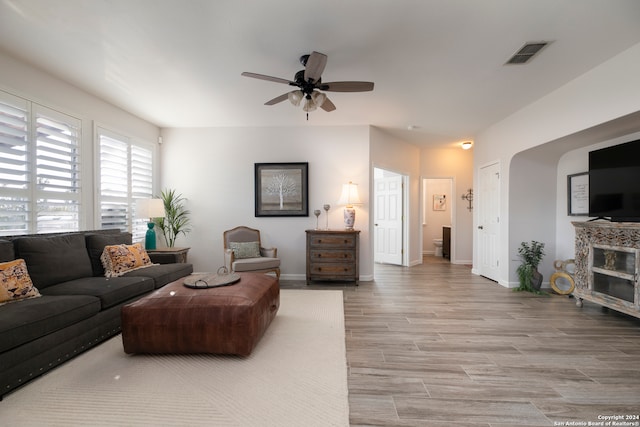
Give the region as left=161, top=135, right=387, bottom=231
left=478, top=225, right=484, bottom=230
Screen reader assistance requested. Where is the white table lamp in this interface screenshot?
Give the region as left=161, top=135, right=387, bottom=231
left=337, top=181, right=362, bottom=230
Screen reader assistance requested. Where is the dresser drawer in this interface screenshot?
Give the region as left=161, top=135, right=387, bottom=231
left=309, top=249, right=355, bottom=262
left=309, top=263, right=357, bottom=277
left=308, top=234, right=357, bottom=248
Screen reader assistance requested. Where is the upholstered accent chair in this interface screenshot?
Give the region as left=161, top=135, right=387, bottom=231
left=223, top=226, right=280, bottom=278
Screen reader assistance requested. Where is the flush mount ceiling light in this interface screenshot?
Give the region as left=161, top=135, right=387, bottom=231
left=461, top=141, right=473, bottom=150
left=505, top=41, right=551, bottom=65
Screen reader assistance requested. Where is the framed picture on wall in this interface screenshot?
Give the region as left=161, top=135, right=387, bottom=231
left=433, top=194, right=446, bottom=211
left=568, top=172, right=589, bottom=216
left=255, top=162, right=309, bottom=217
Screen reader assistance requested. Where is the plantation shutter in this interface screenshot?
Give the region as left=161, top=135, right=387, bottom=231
left=0, top=91, right=81, bottom=235
left=98, top=127, right=154, bottom=241
left=99, top=131, right=129, bottom=230
left=0, top=92, right=30, bottom=234
left=34, top=105, right=81, bottom=233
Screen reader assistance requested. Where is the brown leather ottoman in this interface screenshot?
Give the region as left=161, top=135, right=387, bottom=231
left=121, top=273, right=279, bottom=356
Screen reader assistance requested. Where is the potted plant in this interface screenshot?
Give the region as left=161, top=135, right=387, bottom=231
left=154, top=189, right=191, bottom=247
left=515, top=240, right=546, bottom=294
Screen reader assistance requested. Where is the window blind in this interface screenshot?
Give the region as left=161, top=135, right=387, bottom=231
left=0, top=91, right=81, bottom=235
left=0, top=92, right=29, bottom=234
left=97, top=128, right=154, bottom=242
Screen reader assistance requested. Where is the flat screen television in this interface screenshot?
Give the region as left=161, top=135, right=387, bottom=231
left=588, top=138, right=640, bottom=222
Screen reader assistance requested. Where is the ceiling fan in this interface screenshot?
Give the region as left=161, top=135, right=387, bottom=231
left=241, top=51, right=374, bottom=118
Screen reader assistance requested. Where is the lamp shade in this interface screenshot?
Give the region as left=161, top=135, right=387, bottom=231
left=288, top=90, right=303, bottom=106
left=311, top=91, right=326, bottom=108
left=337, top=182, right=362, bottom=207
left=302, top=96, right=317, bottom=112
left=136, top=198, right=165, bottom=219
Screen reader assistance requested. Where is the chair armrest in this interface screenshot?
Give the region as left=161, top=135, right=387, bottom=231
left=261, top=247, right=277, bottom=258
left=224, top=249, right=236, bottom=271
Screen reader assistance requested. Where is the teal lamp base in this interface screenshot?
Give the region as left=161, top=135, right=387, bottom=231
left=145, top=222, right=157, bottom=250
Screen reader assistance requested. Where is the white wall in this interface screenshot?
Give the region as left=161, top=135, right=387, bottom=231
left=369, top=127, right=422, bottom=266
left=0, top=50, right=160, bottom=230
left=159, top=125, right=371, bottom=279
left=474, top=42, right=640, bottom=286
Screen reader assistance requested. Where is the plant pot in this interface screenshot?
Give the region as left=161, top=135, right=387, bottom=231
left=531, top=269, right=543, bottom=290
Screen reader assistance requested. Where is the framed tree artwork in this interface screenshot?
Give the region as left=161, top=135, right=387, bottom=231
left=255, top=162, right=309, bottom=217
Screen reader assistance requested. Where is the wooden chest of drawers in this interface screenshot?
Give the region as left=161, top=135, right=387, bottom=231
left=306, top=230, right=360, bottom=285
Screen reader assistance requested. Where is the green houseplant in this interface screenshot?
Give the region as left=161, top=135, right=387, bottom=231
left=515, top=240, right=546, bottom=294
left=154, top=189, right=191, bottom=247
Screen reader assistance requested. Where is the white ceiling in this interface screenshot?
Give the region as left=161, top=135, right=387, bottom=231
left=1, top=0, right=640, bottom=147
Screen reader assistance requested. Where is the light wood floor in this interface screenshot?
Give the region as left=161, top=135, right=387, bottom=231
left=281, top=256, right=640, bottom=426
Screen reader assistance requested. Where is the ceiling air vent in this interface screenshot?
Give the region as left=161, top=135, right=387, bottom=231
left=505, top=41, right=550, bottom=65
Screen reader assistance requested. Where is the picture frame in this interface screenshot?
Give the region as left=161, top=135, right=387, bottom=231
left=255, top=162, right=309, bottom=217
left=568, top=172, right=589, bottom=216
left=433, top=194, right=446, bottom=211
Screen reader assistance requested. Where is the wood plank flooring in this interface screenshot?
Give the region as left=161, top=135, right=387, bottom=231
left=281, top=256, right=640, bottom=426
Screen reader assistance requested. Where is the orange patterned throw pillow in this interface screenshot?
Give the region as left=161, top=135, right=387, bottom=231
left=0, top=259, right=41, bottom=305
left=100, top=243, right=154, bottom=277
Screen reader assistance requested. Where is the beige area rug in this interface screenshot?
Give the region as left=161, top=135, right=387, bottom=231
left=1, top=290, right=349, bottom=427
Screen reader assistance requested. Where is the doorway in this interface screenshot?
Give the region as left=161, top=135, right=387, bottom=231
left=422, top=178, right=453, bottom=261
left=373, top=167, right=406, bottom=266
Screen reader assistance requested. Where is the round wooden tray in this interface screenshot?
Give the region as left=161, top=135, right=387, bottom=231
left=183, top=272, right=241, bottom=289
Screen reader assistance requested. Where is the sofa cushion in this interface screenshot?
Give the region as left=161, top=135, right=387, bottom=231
left=39, top=276, right=155, bottom=310
left=101, top=243, right=153, bottom=278
left=14, top=234, right=93, bottom=289
left=0, top=294, right=100, bottom=353
left=85, top=232, right=132, bottom=276
left=0, top=259, right=41, bottom=305
left=0, top=239, right=14, bottom=262
left=122, top=262, right=194, bottom=288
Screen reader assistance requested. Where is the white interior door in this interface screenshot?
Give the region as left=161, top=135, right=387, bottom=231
left=478, top=162, right=500, bottom=281
left=374, top=174, right=403, bottom=265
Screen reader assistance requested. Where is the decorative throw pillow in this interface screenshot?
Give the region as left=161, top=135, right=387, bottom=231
left=229, top=241, right=261, bottom=259
left=0, top=259, right=41, bottom=305
left=100, top=243, right=153, bottom=278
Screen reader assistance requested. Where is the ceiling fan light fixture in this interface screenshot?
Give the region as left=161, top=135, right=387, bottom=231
left=311, top=91, right=326, bottom=108
left=288, top=90, right=303, bottom=106
left=303, top=96, right=317, bottom=112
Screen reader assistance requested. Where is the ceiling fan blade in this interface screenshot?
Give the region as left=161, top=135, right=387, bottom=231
left=321, top=81, right=374, bottom=92
left=304, top=51, right=327, bottom=83
left=320, top=97, right=336, bottom=112
left=264, top=93, right=290, bottom=105
left=241, top=72, right=293, bottom=85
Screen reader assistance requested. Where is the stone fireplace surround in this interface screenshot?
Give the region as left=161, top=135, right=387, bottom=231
left=573, top=221, right=640, bottom=319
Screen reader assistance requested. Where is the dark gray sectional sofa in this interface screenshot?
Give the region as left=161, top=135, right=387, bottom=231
left=0, top=229, right=193, bottom=399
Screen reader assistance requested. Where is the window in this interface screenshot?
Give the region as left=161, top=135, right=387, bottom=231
left=0, top=90, right=81, bottom=235
left=97, top=127, right=154, bottom=242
